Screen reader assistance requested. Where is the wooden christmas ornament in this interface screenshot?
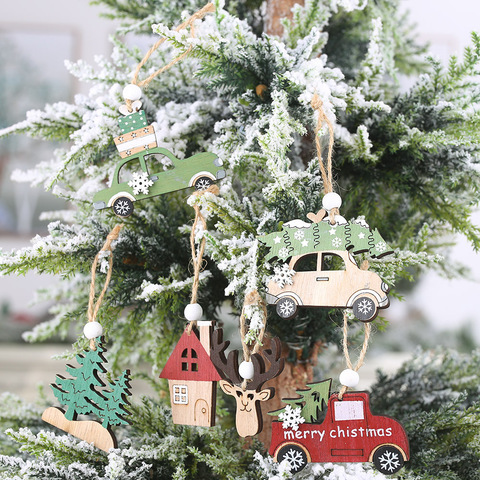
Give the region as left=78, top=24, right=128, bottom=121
left=160, top=322, right=221, bottom=427
left=269, top=390, right=409, bottom=476
left=93, top=3, right=219, bottom=218
left=258, top=215, right=392, bottom=322
left=42, top=337, right=131, bottom=452
left=93, top=144, right=225, bottom=217
left=210, top=328, right=285, bottom=437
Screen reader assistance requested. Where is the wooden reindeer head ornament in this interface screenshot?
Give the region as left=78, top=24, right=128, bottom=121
left=211, top=328, right=285, bottom=437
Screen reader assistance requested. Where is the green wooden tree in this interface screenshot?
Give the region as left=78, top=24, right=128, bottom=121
left=101, top=370, right=132, bottom=428
left=51, top=338, right=131, bottom=427
left=269, top=379, right=332, bottom=423
left=259, top=217, right=393, bottom=263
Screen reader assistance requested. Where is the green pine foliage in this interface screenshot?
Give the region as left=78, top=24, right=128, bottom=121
left=370, top=348, right=480, bottom=480
left=1, top=0, right=480, bottom=478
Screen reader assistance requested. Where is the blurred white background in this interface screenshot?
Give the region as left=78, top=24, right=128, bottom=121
left=0, top=0, right=479, bottom=398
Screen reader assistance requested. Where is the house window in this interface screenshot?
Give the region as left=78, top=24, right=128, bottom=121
left=181, top=348, right=198, bottom=372
left=173, top=385, right=188, bottom=405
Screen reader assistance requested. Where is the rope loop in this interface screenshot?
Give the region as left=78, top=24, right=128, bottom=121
left=87, top=224, right=124, bottom=349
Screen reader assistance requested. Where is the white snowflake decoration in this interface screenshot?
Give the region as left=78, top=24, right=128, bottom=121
left=279, top=405, right=305, bottom=431
left=278, top=247, right=289, bottom=259
left=271, top=263, right=296, bottom=288
left=128, top=172, right=154, bottom=195
left=294, top=229, right=305, bottom=240
left=332, top=237, right=342, bottom=248
left=376, top=241, right=387, bottom=253
left=378, top=449, right=401, bottom=472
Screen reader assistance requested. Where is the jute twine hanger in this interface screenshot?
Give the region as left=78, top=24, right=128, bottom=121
left=87, top=224, right=124, bottom=350
left=125, top=2, right=216, bottom=113
left=239, top=290, right=267, bottom=390
left=186, top=184, right=220, bottom=335
left=311, top=93, right=337, bottom=224
left=338, top=260, right=371, bottom=400
left=310, top=94, right=372, bottom=398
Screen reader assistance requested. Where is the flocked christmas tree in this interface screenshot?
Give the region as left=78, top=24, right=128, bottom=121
left=1, top=0, right=480, bottom=479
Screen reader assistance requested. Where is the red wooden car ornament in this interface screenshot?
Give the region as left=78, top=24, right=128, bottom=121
left=270, top=391, right=409, bottom=475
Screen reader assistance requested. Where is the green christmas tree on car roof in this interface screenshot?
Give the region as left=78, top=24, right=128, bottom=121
left=269, top=379, right=332, bottom=425
left=42, top=337, right=131, bottom=451
left=258, top=212, right=393, bottom=263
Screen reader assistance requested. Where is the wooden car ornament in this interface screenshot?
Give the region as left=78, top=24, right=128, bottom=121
left=258, top=211, right=393, bottom=322
left=93, top=110, right=225, bottom=217
left=42, top=337, right=131, bottom=452
left=269, top=388, right=409, bottom=476
left=210, top=328, right=285, bottom=437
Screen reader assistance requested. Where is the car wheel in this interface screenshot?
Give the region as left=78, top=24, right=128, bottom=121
left=372, top=445, right=404, bottom=475
left=112, top=197, right=134, bottom=217
left=352, top=296, right=377, bottom=322
left=277, top=444, right=308, bottom=473
left=194, top=176, right=214, bottom=190
left=276, top=297, right=298, bottom=319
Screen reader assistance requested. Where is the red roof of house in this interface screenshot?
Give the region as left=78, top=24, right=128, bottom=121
left=160, top=328, right=221, bottom=381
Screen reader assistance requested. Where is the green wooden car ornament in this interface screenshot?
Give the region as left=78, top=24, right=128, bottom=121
left=93, top=147, right=225, bottom=217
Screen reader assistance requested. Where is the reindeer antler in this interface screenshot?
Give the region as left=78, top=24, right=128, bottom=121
left=247, top=337, right=285, bottom=391
left=210, top=328, right=242, bottom=385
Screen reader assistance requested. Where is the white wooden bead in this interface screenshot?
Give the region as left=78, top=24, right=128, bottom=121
left=184, top=303, right=203, bottom=322
left=239, top=360, right=255, bottom=380
left=123, top=84, right=142, bottom=101
left=83, top=321, right=103, bottom=339
left=339, top=368, right=360, bottom=388
left=322, top=192, right=342, bottom=210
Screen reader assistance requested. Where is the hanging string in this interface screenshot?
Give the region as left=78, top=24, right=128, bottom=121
left=311, top=93, right=337, bottom=223
left=239, top=290, right=267, bottom=390
left=125, top=2, right=216, bottom=111
left=338, top=259, right=371, bottom=399
left=186, top=184, right=219, bottom=334
left=87, top=224, right=124, bottom=350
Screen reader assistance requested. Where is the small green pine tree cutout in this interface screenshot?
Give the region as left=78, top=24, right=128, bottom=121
left=51, top=337, right=131, bottom=428
left=269, top=379, right=331, bottom=423
left=101, top=370, right=132, bottom=428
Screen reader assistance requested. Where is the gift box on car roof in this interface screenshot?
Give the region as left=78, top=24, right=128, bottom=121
left=114, top=110, right=158, bottom=158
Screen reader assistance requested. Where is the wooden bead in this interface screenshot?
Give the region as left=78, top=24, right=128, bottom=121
left=123, top=84, right=142, bottom=101
left=83, top=321, right=103, bottom=339
left=322, top=192, right=342, bottom=210
left=239, top=360, right=255, bottom=380
left=184, top=303, right=203, bottom=321
left=339, top=368, right=359, bottom=388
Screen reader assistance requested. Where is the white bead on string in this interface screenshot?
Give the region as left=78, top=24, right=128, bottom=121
left=83, top=321, right=103, bottom=339
left=339, top=368, right=360, bottom=388
left=184, top=303, right=203, bottom=322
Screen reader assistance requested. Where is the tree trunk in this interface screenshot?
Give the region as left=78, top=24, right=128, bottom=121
left=259, top=0, right=315, bottom=449
left=265, top=0, right=304, bottom=36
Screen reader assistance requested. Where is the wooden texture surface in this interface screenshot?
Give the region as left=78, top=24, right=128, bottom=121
left=269, top=392, right=409, bottom=475
left=160, top=324, right=219, bottom=427
left=266, top=250, right=388, bottom=321
left=211, top=329, right=285, bottom=437
left=42, top=406, right=116, bottom=452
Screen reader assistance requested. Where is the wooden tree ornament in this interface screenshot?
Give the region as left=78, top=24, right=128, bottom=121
left=210, top=328, right=285, bottom=437
left=42, top=338, right=131, bottom=452
left=42, top=224, right=130, bottom=452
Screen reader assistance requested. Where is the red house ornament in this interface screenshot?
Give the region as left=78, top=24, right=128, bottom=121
left=160, top=321, right=221, bottom=427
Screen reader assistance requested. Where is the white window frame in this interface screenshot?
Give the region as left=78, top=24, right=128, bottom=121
left=173, top=384, right=188, bottom=405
